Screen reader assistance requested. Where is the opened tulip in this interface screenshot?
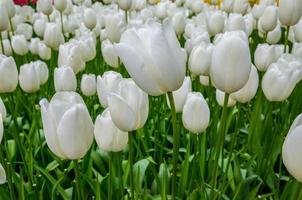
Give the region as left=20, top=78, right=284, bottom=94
left=230, top=65, right=259, bottom=103
left=54, top=67, right=77, bottom=92
left=101, top=40, right=119, bottom=68
left=262, top=55, right=302, bottom=101
left=94, top=108, right=128, bottom=152
left=278, top=0, right=302, bottom=26
left=84, top=8, right=97, bottom=30
left=166, top=76, right=192, bottom=113
left=115, top=20, right=186, bottom=96
left=182, top=92, right=210, bottom=134
left=40, top=91, right=94, bottom=159
left=108, top=79, right=149, bottom=131
left=282, top=113, right=302, bottom=182
left=189, top=43, right=213, bottom=76
left=81, top=74, right=96, bottom=97
left=0, top=55, right=18, bottom=93
left=210, top=31, right=251, bottom=94
left=11, top=35, right=29, bottom=56
left=97, top=71, right=122, bottom=108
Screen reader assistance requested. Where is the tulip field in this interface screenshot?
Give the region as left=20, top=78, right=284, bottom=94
left=1, top=0, right=302, bottom=199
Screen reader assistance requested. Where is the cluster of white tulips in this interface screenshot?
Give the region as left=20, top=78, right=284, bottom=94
left=0, top=0, right=302, bottom=199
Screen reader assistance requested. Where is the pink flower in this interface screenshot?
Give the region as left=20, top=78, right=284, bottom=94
left=13, top=0, right=37, bottom=5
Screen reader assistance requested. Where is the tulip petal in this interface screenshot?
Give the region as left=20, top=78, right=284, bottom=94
left=57, top=104, right=94, bottom=160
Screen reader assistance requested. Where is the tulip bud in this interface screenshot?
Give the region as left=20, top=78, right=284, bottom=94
left=115, top=20, right=186, bottom=96
left=101, top=40, right=119, bottom=69
left=230, top=65, right=259, bottom=103
left=54, top=0, right=67, bottom=12
left=84, top=8, right=97, bottom=30
left=94, top=109, right=128, bottom=152
left=11, top=35, right=29, bottom=56
left=54, top=67, right=77, bottom=92
left=97, top=71, right=123, bottom=108
left=259, top=6, right=278, bottom=32
left=166, top=76, right=192, bottom=113
left=262, top=55, right=302, bottom=101
left=38, top=0, right=53, bottom=16
left=0, top=55, right=18, bottom=93
left=254, top=44, right=278, bottom=71
left=0, top=163, right=6, bottom=184
left=267, top=24, right=282, bottom=44
left=210, top=31, right=251, bottom=94
left=44, top=23, right=63, bottom=50
left=216, top=89, right=236, bottom=107
left=58, top=42, right=85, bottom=74
left=172, top=12, right=185, bottom=36
left=81, top=74, right=96, bottom=97
left=182, top=92, right=210, bottom=134
left=282, top=113, right=302, bottom=182
left=0, top=4, right=9, bottom=32
left=19, top=63, right=41, bottom=93
left=40, top=91, right=94, bottom=159
left=189, top=43, right=213, bottom=76
left=108, top=79, right=149, bottom=131
left=38, top=42, right=51, bottom=60
left=206, top=11, right=225, bottom=36
left=225, top=13, right=246, bottom=32
left=279, top=0, right=302, bottom=26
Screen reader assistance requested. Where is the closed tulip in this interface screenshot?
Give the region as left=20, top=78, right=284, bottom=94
left=206, top=11, right=225, bottom=36
left=29, top=38, right=41, bottom=55
left=94, top=109, right=128, bottom=152
left=105, top=14, right=125, bottom=43
left=19, top=63, right=41, bottom=93
left=34, top=60, right=49, bottom=85
left=81, top=74, right=96, bottom=97
left=216, top=89, right=237, bottom=107
left=16, top=23, right=33, bottom=40
left=0, top=164, right=6, bottom=184
left=182, top=92, right=210, bottom=134
left=2, top=0, right=15, bottom=19
left=251, top=4, right=265, bottom=20
left=259, top=6, right=278, bottom=32
left=84, top=8, right=97, bottom=30
left=293, top=20, right=302, bottom=43
left=172, top=12, right=186, bottom=36
left=189, top=43, right=213, bottom=76
left=115, top=20, right=186, bottom=96
left=54, top=0, right=67, bottom=12
left=0, top=55, right=18, bottom=93
left=254, top=44, right=278, bottom=71
left=44, top=23, right=63, bottom=50
left=34, top=18, right=46, bottom=38
left=267, top=24, right=282, bottom=44
left=78, top=37, right=96, bottom=62
left=38, top=0, right=53, bottom=16
left=278, top=0, right=302, bottom=26
left=38, top=42, right=51, bottom=60
left=117, top=0, right=133, bottom=11
left=101, top=40, right=119, bottom=69
left=166, top=76, right=192, bottom=113
left=11, top=35, right=29, bottom=56
left=58, top=42, right=85, bottom=74
left=282, top=113, right=302, bottom=182
left=54, top=67, right=77, bottom=92
left=97, top=71, right=123, bottom=108
left=262, top=55, right=302, bottom=101
left=225, top=13, right=246, bottom=32
left=232, top=0, right=249, bottom=15
left=40, top=91, right=94, bottom=159
left=230, top=65, right=259, bottom=103
left=108, top=79, right=149, bottom=131
left=210, top=31, right=251, bottom=94
left=0, top=4, right=9, bottom=32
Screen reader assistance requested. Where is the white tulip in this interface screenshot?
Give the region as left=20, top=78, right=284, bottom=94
left=172, top=12, right=186, bottom=36
left=16, top=23, right=33, bottom=40
left=0, top=4, right=9, bottom=32
left=282, top=113, right=302, bottom=182
left=293, top=43, right=302, bottom=59
left=259, top=6, right=278, bottom=32
left=166, top=76, right=192, bottom=113
left=262, top=55, right=302, bottom=101
left=206, top=11, right=225, bottom=36
left=40, top=91, right=94, bottom=159
left=54, top=0, right=67, bottom=12
left=29, top=38, right=41, bottom=55
left=108, top=79, right=149, bottom=131
left=254, top=44, right=278, bottom=71
left=0, top=55, right=18, bottom=93
left=251, top=4, right=265, bottom=20
left=94, top=109, right=128, bottom=152
left=84, top=8, right=97, bottom=30
left=44, top=23, right=63, bottom=50
left=0, top=164, right=6, bottom=184
left=278, top=0, right=302, bottom=26
left=230, top=65, right=259, bottom=103
left=182, top=92, right=210, bottom=134
left=210, top=31, right=251, bottom=94
left=105, top=14, right=125, bottom=43
left=189, top=43, right=213, bottom=76
left=101, top=40, right=119, bottom=69
left=232, top=0, right=249, bottom=15
left=97, top=71, right=123, bottom=108
left=34, top=18, right=46, bottom=38
left=38, top=0, right=53, bottom=16
left=2, top=0, right=15, bottom=18
left=216, top=89, right=236, bottom=107
left=115, top=20, right=186, bottom=96
left=225, top=13, right=246, bottom=32
left=117, top=0, right=133, bottom=11
left=54, top=67, right=77, bottom=92
left=267, top=24, right=282, bottom=44
left=293, top=20, right=302, bottom=42
left=11, top=35, right=28, bottom=56
left=38, top=42, right=51, bottom=60
left=81, top=74, right=96, bottom=97
left=0, top=39, right=13, bottom=56
left=34, top=60, right=49, bottom=85
left=19, top=63, right=41, bottom=93
left=199, top=75, right=210, bottom=87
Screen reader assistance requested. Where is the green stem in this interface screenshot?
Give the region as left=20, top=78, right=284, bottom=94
left=0, top=32, right=5, bottom=54
left=167, top=92, right=180, bottom=200
left=9, top=17, right=14, bottom=34
left=73, top=160, right=83, bottom=200
left=109, top=152, right=113, bottom=200
left=211, top=93, right=229, bottom=199
left=125, top=10, right=128, bottom=24
left=284, top=26, right=290, bottom=53
left=60, top=12, right=65, bottom=38
left=128, top=132, right=135, bottom=199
